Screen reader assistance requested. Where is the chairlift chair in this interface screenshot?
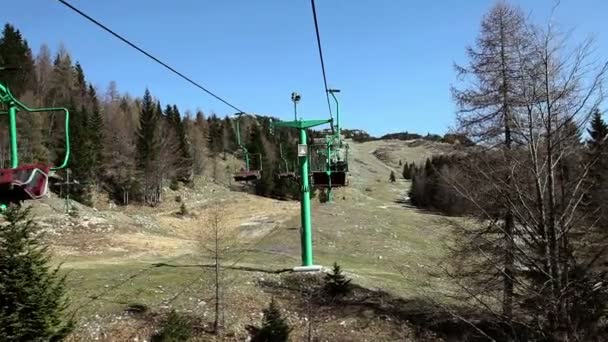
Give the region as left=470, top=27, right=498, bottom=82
left=232, top=114, right=263, bottom=183
left=277, top=143, right=297, bottom=179
left=233, top=153, right=262, bottom=182
left=308, top=143, right=349, bottom=188
left=0, top=78, right=70, bottom=208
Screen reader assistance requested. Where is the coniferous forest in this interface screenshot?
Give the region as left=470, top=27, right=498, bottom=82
left=0, top=23, right=303, bottom=206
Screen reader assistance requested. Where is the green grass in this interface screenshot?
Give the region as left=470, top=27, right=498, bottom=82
left=62, top=260, right=211, bottom=317
left=57, top=139, right=455, bottom=327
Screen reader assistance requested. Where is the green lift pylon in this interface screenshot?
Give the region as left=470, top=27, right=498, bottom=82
left=272, top=117, right=331, bottom=271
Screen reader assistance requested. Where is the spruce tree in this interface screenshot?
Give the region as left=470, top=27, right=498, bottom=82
left=222, top=116, right=237, bottom=153
left=403, top=162, right=414, bottom=180
left=136, top=89, right=161, bottom=202
left=88, top=85, right=104, bottom=181
left=171, top=105, right=193, bottom=182
left=586, top=110, right=608, bottom=225
left=67, top=103, right=94, bottom=204
left=323, top=262, right=352, bottom=298
left=73, top=62, right=87, bottom=103
left=587, top=109, right=608, bottom=153
left=136, top=89, right=160, bottom=170
left=207, top=114, right=224, bottom=155
left=252, top=298, right=290, bottom=342
left=0, top=23, right=35, bottom=96
left=0, top=206, right=73, bottom=340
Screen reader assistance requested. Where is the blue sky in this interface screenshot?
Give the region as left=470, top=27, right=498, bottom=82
left=4, top=0, right=607, bottom=136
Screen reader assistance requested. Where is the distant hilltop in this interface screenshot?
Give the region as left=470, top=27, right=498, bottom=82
left=313, top=127, right=474, bottom=146
left=229, top=114, right=474, bottom=146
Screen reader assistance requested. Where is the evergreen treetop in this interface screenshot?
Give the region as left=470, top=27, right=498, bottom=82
left=0, top=206, right=73, bottom=340
left=324, top=262, right=352, bottom=298
left=252, top=298, right=290, bottom=342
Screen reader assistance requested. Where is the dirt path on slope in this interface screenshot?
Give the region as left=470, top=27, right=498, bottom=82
left=53, top=186, right=299, bottom=268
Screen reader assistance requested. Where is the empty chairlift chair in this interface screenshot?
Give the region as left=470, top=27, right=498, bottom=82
left=233, top=153, right=262, bottom=182
left=0, top=164, right=52, bottom=205
left=309, top=143, right=349, bottom=188
left=0, top=77, right=70, bottom=208
left=277, top=144, right=297, bottom=179
left=232, top=114, right=263, bottom=183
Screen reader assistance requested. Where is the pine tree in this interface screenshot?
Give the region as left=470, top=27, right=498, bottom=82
left=190, top=110, right=208, bottom=175
left=88, top=85, right=104, bottom=181
left=587, top=109, right=608, bottom=153
left=402, top=162, right=414, bottom=180
left=586, top=110, right=608, bottom=225
left=0, top=206, right=73, bottom=340
left=323, top=262, right=352, bottom=298
left=67, top=103, right=94, bottom=204
left=136, top=89, right=161, bottom=203
left=252, top=298, right=290, bottom=342
left=170, top=105, right=193, bottom=182
left=207, top=114, right=224, bottom=155
left=222, top=116, right=237, bottom=154
left=0, top=23, right=35, bottom=97
left=73, top=62, right=87, bottom=104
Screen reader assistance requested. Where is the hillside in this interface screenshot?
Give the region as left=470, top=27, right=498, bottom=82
left=23, top=138, right=458, bottom=341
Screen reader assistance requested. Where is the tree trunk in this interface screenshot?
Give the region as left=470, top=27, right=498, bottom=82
left=499, top=15, right=515, bottom=319
left=543, top=56, right=564, bottom=332
left=214, top=222, right=221, bottom=335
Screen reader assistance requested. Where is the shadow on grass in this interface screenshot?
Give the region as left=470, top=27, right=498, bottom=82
left=257, top=274, right=534, bottom=342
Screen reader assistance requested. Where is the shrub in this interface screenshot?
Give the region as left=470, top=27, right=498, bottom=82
left=68, top=205, right=79, bottom=218
left=169, top=179, right=180, bottom=191
left=324, top=262, right=352, bottom=298
left=251, top=298, right=290, bottom=342
left=151, top=310, right=192, bottom=342
left=178, top=202, right=188, bottom=217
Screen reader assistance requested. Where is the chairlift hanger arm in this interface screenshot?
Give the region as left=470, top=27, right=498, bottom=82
left=233, top=114, right=250, bottom=170
left=0, top=82, right=70, bottom=170
left=272, top=119, right=332, bottom=130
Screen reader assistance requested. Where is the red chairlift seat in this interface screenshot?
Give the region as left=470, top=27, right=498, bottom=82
left=233, top=169, right=262, bottom=182
left=0, top=164, right=51, bottom=203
